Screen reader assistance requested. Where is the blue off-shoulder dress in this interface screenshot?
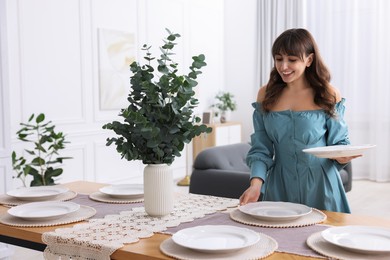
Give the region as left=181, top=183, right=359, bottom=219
left=247, top=98, right=351, bottom=213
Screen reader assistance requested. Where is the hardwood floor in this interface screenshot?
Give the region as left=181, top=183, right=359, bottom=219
left=5, top=180, right=390, bottom=259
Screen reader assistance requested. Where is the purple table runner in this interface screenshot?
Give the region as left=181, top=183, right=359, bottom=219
left=71, top=194, right=143, bottom=218
left=163, top=212, right=327, bottom=258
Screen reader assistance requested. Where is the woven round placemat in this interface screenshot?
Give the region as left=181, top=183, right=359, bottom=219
left=0, top=191, right=78, bottom=206
left=0, top=205, right=96, bottom=227
left=89, top=191, right=144, bottom=204
left=160, top=232, right=278, bottom=260
left=306, top=232, right=390, bottom=260
left=230, top=208, right=326, bottom=228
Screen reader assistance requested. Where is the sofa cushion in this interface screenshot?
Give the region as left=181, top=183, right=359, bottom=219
left=193, top=143, right=251, bottom=172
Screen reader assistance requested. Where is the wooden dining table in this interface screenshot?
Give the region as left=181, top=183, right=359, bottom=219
left=1, top=180, right=390, bottom=260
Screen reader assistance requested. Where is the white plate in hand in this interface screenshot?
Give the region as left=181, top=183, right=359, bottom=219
left=6, top=186, right=69, bottom=201
left=302, top=144, right=376, bottom=158
left=239, top=201, right=312, bottom=222
left=321, top=226, right=390, bottom=254
left=7, top=201, right=80, bottom=221
left=172, top=225, right=260, bottom=253
left=99, top=184, right=144, bottom=199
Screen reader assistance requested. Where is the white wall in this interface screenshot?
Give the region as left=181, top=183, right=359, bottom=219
left=1, top=0, right=257, bottom=191
left=224, top=0, right=258, bottom=143
left=0, top=0, right=12, bottom=193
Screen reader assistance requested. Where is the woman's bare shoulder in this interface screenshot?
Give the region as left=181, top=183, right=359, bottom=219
left=328, top=84, right=342, bottom=102
left=257, top=85, right=267, bottom=102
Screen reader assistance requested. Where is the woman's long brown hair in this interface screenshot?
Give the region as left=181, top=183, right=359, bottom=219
left=262, top=28, right=336, bottom=117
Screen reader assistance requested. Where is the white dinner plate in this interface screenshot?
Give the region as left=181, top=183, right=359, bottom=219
left=321, top=226, right=390, bottom=254
left=6, top=186, right=69, bottom=201
left=171, top=225, right=260, bottom=253
left=302, top=144, right=376, bottom=158
left=239, top=201, right=312, bottom=222
left=7, top=201, right=80, bottom=221
left=99, top=184, right=144, bottom=199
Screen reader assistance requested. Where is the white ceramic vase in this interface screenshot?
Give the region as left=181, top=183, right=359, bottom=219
left=143, top=164, right=174, bottom=216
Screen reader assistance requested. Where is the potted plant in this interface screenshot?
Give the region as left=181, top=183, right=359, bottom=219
left=102, top=29, right=211, bottom=216
left=11, top=113, right=72, bottom=187
left=213, top=91, right=237, bottom=123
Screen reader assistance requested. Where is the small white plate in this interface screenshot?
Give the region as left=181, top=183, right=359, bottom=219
left=7, top=201, right=80, bottom=221
left=6, top=186, right=69, bottom=201
left=171, top=225, right=260, bottom=253
left=239, top=201, right=312, bottom=222
left=321, top=226, right=390, bottom=254
left=302, top=144, right=376, bottom=158
left=99, top=184, right=144, bottom=199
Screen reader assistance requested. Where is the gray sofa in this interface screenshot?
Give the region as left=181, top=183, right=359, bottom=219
left=189, top=143, right=352, bottom=199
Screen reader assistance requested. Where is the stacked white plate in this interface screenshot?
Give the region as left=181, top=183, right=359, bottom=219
left=321, top=225, right=390, bottom=254
left=302, top=144, right=376, bottom=158
left=171, top=225, right=260, bottom=253
left=6, top=186, right=69, bottom=201
left=7, top=201, right=80, bottom=221
left=239, top=201, right=312, bottom=222
left=99, top=184, right=144, bottom=199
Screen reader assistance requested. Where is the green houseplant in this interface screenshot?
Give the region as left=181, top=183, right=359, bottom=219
left=103, top=29, right=211, bottom=164
left=11, top=113, right=72, bottom=187
left=213, top=91, right=237, bottom=123
left=102, top=29, right=211, bottom=216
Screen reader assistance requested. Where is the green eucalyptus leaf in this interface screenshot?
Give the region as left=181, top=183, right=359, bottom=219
left=26, top=166, right=39, bottom=177
left=45, top=168, right=63, bottom=178
left=36, top=113, right=45, bottom=123
left=30, top=179, right=43, bottom=186
left=28, top=114, right=35, bottom=122
left=158, top=64, right=169, bottom=74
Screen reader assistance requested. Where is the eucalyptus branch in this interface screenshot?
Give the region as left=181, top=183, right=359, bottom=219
left=11, top=113, right=72, bottom=186
left=103, top=29, right=211, bottom=165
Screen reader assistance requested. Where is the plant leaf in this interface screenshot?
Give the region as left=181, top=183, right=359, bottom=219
left=36, top=113, right=45, bottom=123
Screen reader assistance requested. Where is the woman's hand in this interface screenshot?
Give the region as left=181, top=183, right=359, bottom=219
left=332, top=155, right=362, bottom=164
left=239, top=178, right=263, bottom=205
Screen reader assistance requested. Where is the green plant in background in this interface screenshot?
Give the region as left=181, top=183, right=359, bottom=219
left=103, top=29, right=212, bottom=165
left=11, top=113, right=72, bottom=187
left=213, top=91, right=237, bottom=112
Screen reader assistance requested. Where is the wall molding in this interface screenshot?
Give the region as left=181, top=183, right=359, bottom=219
left=3, top=0, right=233, bottom=190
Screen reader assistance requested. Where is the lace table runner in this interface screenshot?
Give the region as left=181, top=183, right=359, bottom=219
left=42, top=194, right=238, bottom=260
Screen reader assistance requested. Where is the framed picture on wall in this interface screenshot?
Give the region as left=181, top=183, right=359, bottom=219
left=98, top=28, right=136, bottom=111
left=202, top=112, right=211, bottom=124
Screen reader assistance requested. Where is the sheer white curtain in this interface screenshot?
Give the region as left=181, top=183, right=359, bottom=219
left=258, top=0, right=390, bottom=181
left=256, top=0, right=305, bottom=87
left=305, top=0, right=390, bottom=181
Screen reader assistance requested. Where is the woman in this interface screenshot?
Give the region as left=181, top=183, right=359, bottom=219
left=239, top=28, right=359, bottom=213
